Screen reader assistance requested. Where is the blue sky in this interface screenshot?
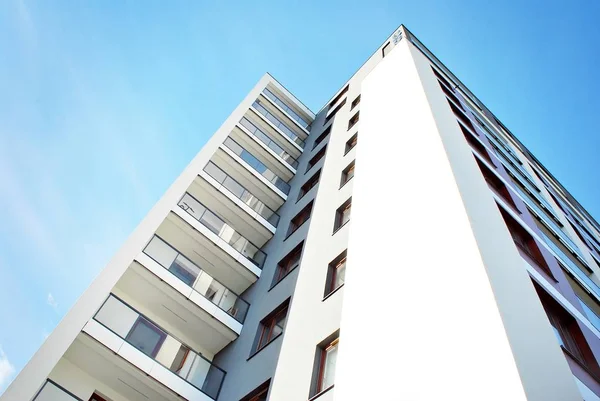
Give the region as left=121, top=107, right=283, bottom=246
left=1, top=0, right=599, bottom=393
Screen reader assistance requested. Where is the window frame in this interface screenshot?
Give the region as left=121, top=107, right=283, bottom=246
left=333, top=198, right=352, bottom=233
left=340, top=161, right=355, bottom=188
left=298, top=169, right=321, bottom=202
left=312, top=126, right=331, bottom=150
left=324, top=250, right=348, bottom=299
left=348, top=111, right=360, bottom=131
left=350, top=94, right=361, bottom=110
left=286, top=201, right=314, bottom=239
left=272, top=242, right=304, bottom=287
left=252, top=302, right=290, bottom=355
left=328, top=85, right=349, bottom=110
left=306, top=146, right=327, bottom=173
left=344, top=133, right=357, bottom=155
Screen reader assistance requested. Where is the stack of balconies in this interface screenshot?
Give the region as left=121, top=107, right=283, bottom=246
left=33, top=83, right=312, bottom=401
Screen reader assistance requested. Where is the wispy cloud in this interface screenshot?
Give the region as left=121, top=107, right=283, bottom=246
left=46, top=293, right=58, bottom=311
left=0, top=346, right=15, bottom=392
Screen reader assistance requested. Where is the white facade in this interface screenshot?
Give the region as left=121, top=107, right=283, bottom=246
left=4, top=25, right=600, bottom=401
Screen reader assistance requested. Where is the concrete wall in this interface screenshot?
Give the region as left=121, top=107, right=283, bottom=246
left=331, top=36, right=581, bottom=400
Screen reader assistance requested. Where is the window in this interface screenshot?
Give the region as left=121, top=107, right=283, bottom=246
left=334, top=198, right=352, bottom=232
left=431, top=67, right=455, bottom=90
left=439, top=80, right=463, bottom=110
left=126, top=317, right=166, bottom=358
left=287, top=201, right=313, bottom=238
left=382, top=42, right=391, bottom=57
left=340, top=161, right=355, bottom=188
left=499, top=208, right=553, bottom=278
left=475, top=158, right=518, bottom=211
left=325, top=251, right=347, bottom=297
left=460, top=122, right=493, bottom=164
left=328, top=85, right=349, bottom=110
left=298, top=169, right=321, bottom=201
left=309, top=333, right=340, bottom=397
left=345, top=133, right=357, bottom=154
left=252, top=301, right=289, bottom=354
left=272, top=242, right=303, bottom=286
left=448, top=99, right=475, bottom=132
left=306, top=146, right=327, bottom=173
left=351, top=95, right=361, bottom=110
left=240, top=380, right=270, bottom=401
left=324, top=98, right=347, bottom=125
left=348, top=112, right=359, bottom=130
left=535, top=283, right=600, bottom=374
left=312, top=126, right=331, bottom=150
left=89, top=394, right=109, bottom=401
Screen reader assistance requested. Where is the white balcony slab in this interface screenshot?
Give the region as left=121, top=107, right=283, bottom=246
left=82, top=320, right=124, bottom=354
left=200, top=170, right=276, bottom=234
left=149, top=362, right=212, bottom=401
left=219, top=144, right=288, bottom=200
left=171, top=206, right=262, bottom=277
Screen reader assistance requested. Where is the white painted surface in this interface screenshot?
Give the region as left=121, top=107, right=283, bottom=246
left=332, top=38, right=580, bottom=401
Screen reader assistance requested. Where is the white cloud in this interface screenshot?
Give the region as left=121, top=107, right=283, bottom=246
left=0, top=346, right=15, bottom=391
left=46, top=293, right=58, bottom=310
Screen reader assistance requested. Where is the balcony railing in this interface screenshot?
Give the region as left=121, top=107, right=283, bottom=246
left=538, top=230, right=598, bottom=299
left=512, top=185, right=586, bottom=262
left=239, top=117, right=299, bottom=169
left=262, top=88, right=310, bottom=128
left=222, top=137, right=291, bottom=195
left=178, top=192, right=267, bottom=268
left=204, top=161, right=280, bottom=227
left=143, top=235, right=250, bottom=323
left=33, top=380, right=82, bottom=401
left=252, top=99, right=305, bottom=148
left=94, top=295, right=226, bottom=400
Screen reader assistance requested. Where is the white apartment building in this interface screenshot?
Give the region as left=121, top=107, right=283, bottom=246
left=4, top=25, right=600, bottom=401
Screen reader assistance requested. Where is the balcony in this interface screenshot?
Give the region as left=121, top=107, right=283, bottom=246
left=177, top=192, right=265, bottom=267
left=83, top=294, right=225, bottom=400
left=262, top=88, right=311, bottom=129
left=33, top=380, right=81, bottom=401
left=220, top=137, right=290, bottom=196
left=141, top=235, right=249, bottom=324
left=238, top=116, right=299, bottom=170
left=252, top=99, right=305, bottom=149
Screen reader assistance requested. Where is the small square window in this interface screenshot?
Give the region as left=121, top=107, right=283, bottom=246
left=240, top=380, right=271, bottom=401
left=348, top=112, right=359, bottom=131
left=272, top=242, right=303, bottom=286
left=328, top=85, right=349, bottom=110
left=287, top=201, right=314, bottom=238
left=340, top=161, right=355, bottom=188
left=333, top=198, right=352, bottom=233
left=345, top=133, right=357, bottom=155
left=298, top=169, right=321, bottom=201
left=325, top=250, right=347, bottom=297
left=350, top=95, right=361, bottom=110
left=312, top=127, right=331, bottom=150
left=251, top=301, right=290, bottom=354
left=324, top=99, right=347, bottom=125
left=306, top=146, right=327, bottom=173
left=309, top=332, right=340, bottom=397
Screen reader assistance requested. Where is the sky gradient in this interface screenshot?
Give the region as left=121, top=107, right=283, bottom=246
left=1, top=0, right=599, bottom=394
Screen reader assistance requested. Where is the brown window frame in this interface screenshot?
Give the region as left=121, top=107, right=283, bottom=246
left=328, top=85, right=349, bottom=110
left=286, top=201, right=314, bottom=239
left=325, top=250, right=347, bottom=298
left=253, top=301, right=289, bottom=355
left=340, top=161, right=355, bottom=188
left=345, top=133, right=357, bottom=155
left=316, top=338, right=339, bottom=394
left=312, top=126, right=331, bottom=150
left=298, top=169, right=321, bottom=202
left=306, top=146, right=327, bottom=173
left=272, top=242, right=304, bottom=286
left=324, top=98, right=347, bottom=125
left=348, top=111, right=359, bottom=131
left=239, top=379, right=271, bottom=401
left=333, top=198, right=352, bottom=233
left=350, top=95, right=361, bottom=110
